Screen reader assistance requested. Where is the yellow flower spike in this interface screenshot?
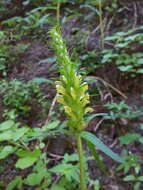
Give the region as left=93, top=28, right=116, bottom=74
left=73, top=74, right=82, bottom=89
left=56, top=95, right=64, bottom=104
left=81, top=94, right=90, bottom=106
left=56, top=84, right=66, bottom=95
left=64, top=106, right=73, bottom=117
left=61, top=75, right=68, bottom=84
left=85, top=107, right=94, bottom=114
left=79, top=82, right=88, bottom=97
left=81, top=82, right=88, bottom=91
left=55, top=81, right=61, bottom=85
left=70, top=87, right=77, bottom=99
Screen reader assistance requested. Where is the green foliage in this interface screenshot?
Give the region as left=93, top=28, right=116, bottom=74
left=119, top=133, right=141, bottom=145
left=0, top=145, right=15, bottom=159
left=102, top=27, right=143, bottom=75
left=116, top=150, right=143, bottom=190
left=116, top=151, right=141, bottom=175
left=16, top=149, right=41, bottom=169
left=49, top=154, right=79, bottom=182
left=79, top=51, right=100, bottom=73
left=103, top=101, right=142, bottom=121
left=2, top=9, right=50, bottom=38
left=7, top=176, right=23, bottom=190
left=24, top=160, right=51, bottom=187
left=0, top=79, right=48, bottom=115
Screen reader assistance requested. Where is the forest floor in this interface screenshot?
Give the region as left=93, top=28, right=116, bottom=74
left=0, top=1, right=143, bottom=190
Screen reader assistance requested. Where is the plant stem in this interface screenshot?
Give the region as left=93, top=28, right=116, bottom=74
left=99, top=0, right=104, bottom=49
left=57, top=0, right=60, bottom=26
left=76, top=135, right=86, bottom=190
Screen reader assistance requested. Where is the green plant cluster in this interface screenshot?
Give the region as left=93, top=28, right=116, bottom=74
left=102, top=27, right=143, bottom=75
left=0, top=79, right=48, bottom=115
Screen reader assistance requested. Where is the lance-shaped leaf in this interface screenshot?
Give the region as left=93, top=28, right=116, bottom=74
left=80, top=131, right=124, bottom=163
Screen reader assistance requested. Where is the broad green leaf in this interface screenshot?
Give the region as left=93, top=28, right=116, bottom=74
left=63, top=153, right=78, bottom=163
left=24, top=172, right=44, bottom=186
left=50, top=184, right=65, bottom=190
left=118, top=65, right=132, bottom=72
left=0, top=131, right=13, bottom=141
left=49, top=163, right=78, bottom=181
left=119, top=133, right=141, bottom=145
left=137, top=58, right=143, bottom=65
left=0, top=120, right=15, bottom=131
left=137, top=176, right=143, bottom=182
left=123, top=175, right=136, bottom=181
left=0, top=146, right=15, bottom=159
left=13, top=128, right=29, bottom=141
left=136, top=69, right=143, bottom=73
left=7, top=176, right=23, bottom=190
left=42, top=120, right=60, bottom=131
left=15, top=156, right=38, bottom=169
left=30, top=77, right=53, bottom=84
left=139, top=137, right=143, bottom=144
left=15, top=149, right=41, bottom=169
left=16, top=149, right=41, bottom=158
left=81, top=131, right=124, bottom=163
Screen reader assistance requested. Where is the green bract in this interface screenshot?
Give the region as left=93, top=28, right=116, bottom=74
left=50, top=27, right=93, bottom=132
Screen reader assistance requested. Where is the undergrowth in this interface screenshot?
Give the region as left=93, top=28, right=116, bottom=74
left=0, top=1, right=143, bottom=190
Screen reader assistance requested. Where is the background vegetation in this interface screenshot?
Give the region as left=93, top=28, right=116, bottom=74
left=0, top=0, right=143, bottom=189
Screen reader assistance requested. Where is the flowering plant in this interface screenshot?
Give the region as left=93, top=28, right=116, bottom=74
left=50, top=27, right=124, bottom=190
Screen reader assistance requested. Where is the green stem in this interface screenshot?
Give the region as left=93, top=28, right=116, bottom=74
left=57, top=0, right=60, bottom=26
left=76, top=135, right=86, bottom=190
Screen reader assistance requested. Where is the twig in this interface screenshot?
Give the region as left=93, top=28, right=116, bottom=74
left=109, top=139, right=118, bottom=148
left=105, top=14, right=116, bottom=36
left=94, top=118, right=104, bottom=132
left=95, top=80, right=104, bottom=101
left=133, top=2, right=137, bottom=28
left=48, top=153, right=63, bottom=160
left=94, top=76, right=127, bottom=99
left=104, top=92, right=113, bottom=102
left=45, top=93, right=57, bottom=125
left=85, top=16, right=108, bottom=50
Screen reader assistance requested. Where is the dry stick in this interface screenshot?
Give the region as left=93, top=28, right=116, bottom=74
left=48, top=153, right=63, bottom=160
left=45, top=93, right=58, bottom=125
left=85, top=16, right=107, bottom=51
left=105, top=14, right=116, bottom=37
left=109, top=139, right=118, bottom=149
left=94, top=118, right=104, bottom=133
left=133, top=2, right=137, bottom=28
left=95, top=78, right=113, bottom=102
left=95, top=80, right=104, bottom=101
left=94, top=77, right=127, bottom=100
